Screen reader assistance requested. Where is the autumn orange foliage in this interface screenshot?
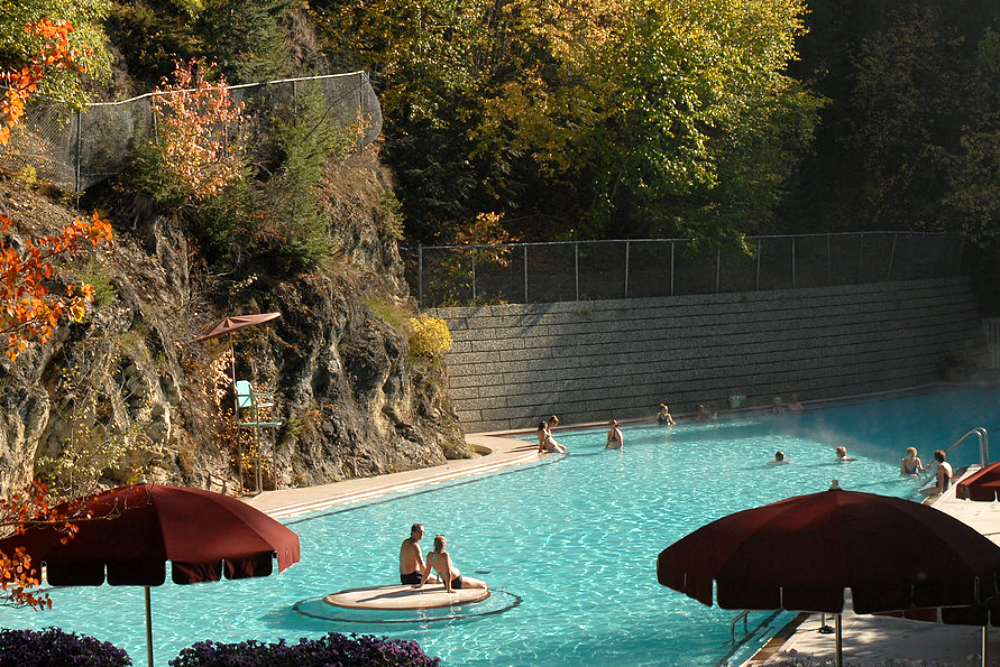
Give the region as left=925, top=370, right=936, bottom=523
left=0, top=481, right=87, bottom=609
left=0, top=18, right=87, bottom=146
left=0, top=211, right=113, bottom=361
left=150, top=59, right=246, bottom=201
left=0, top=19, right=113, bottom=363
left=0, top=20, right=112, bottom=610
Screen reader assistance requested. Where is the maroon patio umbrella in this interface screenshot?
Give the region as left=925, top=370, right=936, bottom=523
left=658, top=488, right=1000, bottom=667
left=958, top=461, right=1000, bottom=501
left=0, top=481, right=300, bottom=667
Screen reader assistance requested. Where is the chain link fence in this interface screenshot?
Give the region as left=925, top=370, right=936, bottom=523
left=404, top=232, right=965, bottom=307
left=0, top=71, right=381, bottom=193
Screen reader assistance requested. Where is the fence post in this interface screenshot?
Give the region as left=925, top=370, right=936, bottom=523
left=74, top=109, right=83, bottom=196
left=417, top=244, right=423, bottom=309
left=624, top=240, right=630, bottom=298
left=575, top=242, right=580, bottom=301
left=471, top=246, right=477, bottom=304
left=756, top=239, right=762, bottom=290
left=827, top=234, right=831, bottom=286
left=858, top=233, right=864, bottom=284
left=670, top=241, right=675, bottom=296
left=524, top=244, right=529, bottom=304
left=715, top=245, right=721, bottom=294
left=791, top=237, right=796, bottom=289
left=887, top=232, right=898, bottom=281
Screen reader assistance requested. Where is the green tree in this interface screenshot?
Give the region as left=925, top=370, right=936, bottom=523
left=0, top=0, right=112, bottom=104
left=845, top=5, right=963, bottom=229
left=312, top=0, right=821, bottom=243
left=192, top=0, right=292, bottom=84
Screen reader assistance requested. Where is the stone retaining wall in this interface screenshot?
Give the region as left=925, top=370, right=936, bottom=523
left=432, top=277, right=985, bottom=433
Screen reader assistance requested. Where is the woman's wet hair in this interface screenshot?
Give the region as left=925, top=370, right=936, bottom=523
left=538, top=421, right=546, bottom=430
left=906, top=447, right=918, bottom=456
left=433, top=535, right=446, bottom=553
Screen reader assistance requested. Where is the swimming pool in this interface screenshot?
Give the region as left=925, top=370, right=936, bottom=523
left=1, top=386, right=998, bottom=667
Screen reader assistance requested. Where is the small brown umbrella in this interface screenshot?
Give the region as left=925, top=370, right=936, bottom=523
left=658, top=488, right=1000, bottom=667
left=191, top=312, right=282, bottom=344
left=0, top=481, right=300, bottom=667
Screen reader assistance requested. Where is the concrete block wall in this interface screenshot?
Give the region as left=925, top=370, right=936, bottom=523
left=431, top=277, right=985, bottom=433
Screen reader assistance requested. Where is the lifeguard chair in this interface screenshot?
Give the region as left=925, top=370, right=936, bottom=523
left=235, top=380, right=283, bottom=493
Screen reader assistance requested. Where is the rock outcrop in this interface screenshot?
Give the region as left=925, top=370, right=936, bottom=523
left=0, top=154, right=466, bottom=497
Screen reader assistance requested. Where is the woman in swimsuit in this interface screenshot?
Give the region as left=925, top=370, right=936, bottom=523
left=414, top=535, right=487, bottom=593
left=657, top=404, right=675, bottom=426
left=537, top=421, right=567, bottom=453
left=900, top=447, right=925, bottom=476
left=605, top=419, right=624, bottom=449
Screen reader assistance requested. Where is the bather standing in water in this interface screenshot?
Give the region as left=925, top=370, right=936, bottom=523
left=657, top=404, right=676, bottom=426
left=836, top=446, right=855, bottom=462
left=769, top=451, right=790, bottom=465
left=605, top=419, right=624, bottom=449
left=414, top=535, right=487, bottom=593
left=900, top=447, right=925, bottom=476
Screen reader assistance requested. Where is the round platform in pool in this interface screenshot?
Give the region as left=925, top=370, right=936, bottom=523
left=324, top=584, right=490, bottom=610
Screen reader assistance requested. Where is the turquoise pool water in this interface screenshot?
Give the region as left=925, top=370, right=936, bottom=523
left=1, top=387, right=998, bottom=666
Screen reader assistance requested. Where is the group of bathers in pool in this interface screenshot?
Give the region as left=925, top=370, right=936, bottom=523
left=400, top=571, right=465, bottom=588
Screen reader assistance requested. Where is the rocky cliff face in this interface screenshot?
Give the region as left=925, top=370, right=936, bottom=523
left=0, top=153, right=466, bottom=498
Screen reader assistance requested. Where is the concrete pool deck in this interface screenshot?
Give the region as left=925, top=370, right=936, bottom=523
left=243, top=429, right=1000, bottom=667
left=244, top=432, right=542, bottom=518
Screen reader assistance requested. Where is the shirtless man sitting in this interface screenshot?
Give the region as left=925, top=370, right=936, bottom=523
left=399, top=523, right=437, bottom=585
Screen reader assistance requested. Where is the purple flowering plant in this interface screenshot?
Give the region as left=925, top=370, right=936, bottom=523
left=0, top=626, right=131, bottom=666
left=168, top=632, right=442, bottom=667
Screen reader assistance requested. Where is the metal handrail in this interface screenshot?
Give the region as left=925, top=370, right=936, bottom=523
left=943, top=427, right=989, bottom=467
left=730, top=610, right=749, bottom=643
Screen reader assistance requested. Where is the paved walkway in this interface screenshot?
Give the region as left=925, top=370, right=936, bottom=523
left=244, top=432, right=540, bottom=517
left=244, top=430, right=1000, bottom=667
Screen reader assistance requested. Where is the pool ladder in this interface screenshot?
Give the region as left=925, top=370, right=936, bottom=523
left=943, top=426, right=990, bottom=467
left=730, top=611, right=749, bottom=643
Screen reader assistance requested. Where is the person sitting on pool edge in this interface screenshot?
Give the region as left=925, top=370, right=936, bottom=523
left=921, top=449, right=953, bottom=496
left=606, top=419, right=624, bottom=449
left=399, top=523, right=438, bottom=586
left=537, top=421, right=567, bottom=453
left=769, top=451, right=790, bottom=465
left=414, top=535, right=488, bottom=594
left=836, top=446, right=855, bottom=462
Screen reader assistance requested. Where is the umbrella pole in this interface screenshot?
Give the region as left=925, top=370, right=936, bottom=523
left=835, top=613, right=843, bottom=667
left=983, top=624, right=988, bottom=667
left=145, top=585, right=154, bottom=667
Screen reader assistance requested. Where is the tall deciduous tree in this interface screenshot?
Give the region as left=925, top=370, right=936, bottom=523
left=312, top=0, right=820, bottom=242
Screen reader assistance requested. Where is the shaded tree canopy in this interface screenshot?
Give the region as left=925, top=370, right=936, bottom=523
left=312, top=0, right=822, bottom=244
